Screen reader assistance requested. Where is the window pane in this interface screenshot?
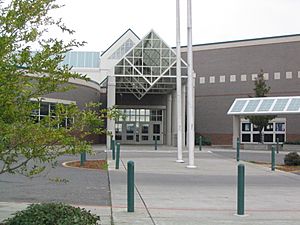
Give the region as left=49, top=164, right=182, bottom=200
left=142, top=124, right=149, bottom=134
left=242, top=123, right=251, bottom=132
left=275, top=134, right=285, bottom=142
left=264, top=134, right=273, bottom=142
left=242, top=134, right=250, bottom=142
left=264, top=123, right=273, bottom=131
left=253, top=134, right=260, bottom=142
left=275, top=123, right=285, bottom=131
left=142, top=136, right=148, bottom=141
left=153, top=124, right=160, bottom=134
left=40, top=102, right=49, bottom=116
left=126, top=135, right=134, bottom=140
left=126, top=124, right=134, bottom=133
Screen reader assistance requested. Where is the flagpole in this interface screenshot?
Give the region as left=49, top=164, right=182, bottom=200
left=187, top=0, right=196, bottom=168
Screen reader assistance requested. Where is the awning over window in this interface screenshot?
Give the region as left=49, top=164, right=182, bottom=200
left=227, top=96, right=300, bottom=115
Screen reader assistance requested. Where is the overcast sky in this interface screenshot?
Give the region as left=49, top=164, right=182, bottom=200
left=53, top=0, right=300, bottom=52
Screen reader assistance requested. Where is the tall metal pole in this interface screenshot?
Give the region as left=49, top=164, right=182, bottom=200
left=176, top=0, right=184, bottom=163
left=187, top=0, right=196, bottom=168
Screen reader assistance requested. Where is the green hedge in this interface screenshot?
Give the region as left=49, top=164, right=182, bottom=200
left=3, top=203, right=100, bottom=225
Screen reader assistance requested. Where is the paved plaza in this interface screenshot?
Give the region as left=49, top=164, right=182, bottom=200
left=1, top=145, right=300, bottom=224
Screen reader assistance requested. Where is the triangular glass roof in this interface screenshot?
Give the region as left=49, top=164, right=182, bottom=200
left=228, top=96, right=300, bottom=115
left=114, top=30, right=187, bottom=99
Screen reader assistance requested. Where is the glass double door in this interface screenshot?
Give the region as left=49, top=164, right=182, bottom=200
left=116, top=121, right=162, bottom=144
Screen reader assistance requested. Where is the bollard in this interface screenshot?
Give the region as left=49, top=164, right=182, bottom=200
left=236, top=137, right=240, bottom=162
left=127, top=161, right=135, bottom=212
left=237, top=164, right=245, bottom=215
left=112, top=140, right=115, bottom=160
left=271, top=145, right=276, bottom=171
left=276, top=138, right=279, bottom=154
left=110, top=136, right=113, bottom=150
left=199, top=136, right=202, bottom=151
left=116, top=143, right=120, bottom=169
left=80, top=152, right=85, bottom=166
left=154, top=136, right=157, bottom=150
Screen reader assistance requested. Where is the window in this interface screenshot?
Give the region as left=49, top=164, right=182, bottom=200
left=241, top=74, right=247, bottom=81
left=230, top=75, right=236, bottom=82
left=274, top=72, right=280, bottom=80
left=209, top=76, right=215, bottom=83
left=219, top=75, right=225, bottom=83
left=240, top=118, right=286, bottom=143
left=31, top=101, right=73, bottom=128
left=286, top=71, right=292, bottom=79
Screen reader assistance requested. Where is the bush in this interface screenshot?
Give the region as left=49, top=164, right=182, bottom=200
left=284, top=152, right=300, bottom=166
left=195, top=136, right=211, bottom=146
left=3, top=202, right=100, bottom=225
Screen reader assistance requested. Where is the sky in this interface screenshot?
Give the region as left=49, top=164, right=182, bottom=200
left=52, top=0, right=300, bottom=52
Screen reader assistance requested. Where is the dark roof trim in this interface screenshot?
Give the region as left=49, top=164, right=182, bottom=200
left=101, top=29, right=140, bottom=57
left=179, top=33, right=300, bottom=49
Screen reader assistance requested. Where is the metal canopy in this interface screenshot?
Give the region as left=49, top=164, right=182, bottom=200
left=228, top=96, right=300, bottom=115
left=114, top=30, right=188, bottom=99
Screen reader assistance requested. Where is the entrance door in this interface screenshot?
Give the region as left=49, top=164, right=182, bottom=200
left=152, top=123, right=162, bottom=144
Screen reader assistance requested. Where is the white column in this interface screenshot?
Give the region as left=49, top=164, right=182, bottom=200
left=187, top=0, right=196, bottom=168
left=182, top=84, right=186, bottom=147
left=233, top=115, right=240, bottom=149
left=172, top=90, right=178, bottom=146
left=166, top=94, right=172, bottom=145
left=106, top=75, right=116, bottom=150
left=176, top=0, right=184, bottom=162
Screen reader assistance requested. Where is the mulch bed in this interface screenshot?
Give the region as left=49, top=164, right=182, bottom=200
left=65, top=160, right=107, bottom=170
left=249, top=161, right=300, bottom=173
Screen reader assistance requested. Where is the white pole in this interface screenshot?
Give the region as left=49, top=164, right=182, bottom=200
left=187, top=0, right=196, bottom=168
left=176, top=0, right=184, bottom=163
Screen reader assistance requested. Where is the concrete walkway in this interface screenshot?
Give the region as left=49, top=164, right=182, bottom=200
left=1, top=145, right=300, bottom=224
left=108, top=145, right=300, bottom=225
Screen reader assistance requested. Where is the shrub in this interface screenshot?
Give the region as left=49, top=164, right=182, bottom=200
left=3, top=202, right=100, bottom=225
left=195, top=136, right=211, bottom=146
left=284, top=152, right=300, bottom=166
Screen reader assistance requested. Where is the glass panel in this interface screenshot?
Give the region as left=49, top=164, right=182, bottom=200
left=116, top=135, right=122, bottom=141
left=153, top=124, right=160, bottom=134
left=244, top=100, right=260, bottom=112
left=141, top=124, right=149, bottom=134
left=142, top=136, right=148, bottom=141
left=272, top=99, right=289, bottom=111
left=257, top=99, right=274, bottom=111
left=275, top=123, right=286, bottom=131
left=115, top=124, right=122, bottom=133
left=264, top=123, right=273, bottom=131
left=40, top=102, right=49, bottom=116
left=287, top=98, right=300, bottom=111
left=126, top=135, right=134, bottom=140
left=153, top=136, right=160, bottom=141
left=253, top=124, right=259, bottom=131
left=275, top=134, right=285, bottom=142
left=126, top=124, right=134, bottom=134
left=264, top=134, right=273, bottom=142
left=253, top=134, right=260, bottom=142
left=242, top=134, right=251, bottom=142
left=242, top=123, right=251, bottom=132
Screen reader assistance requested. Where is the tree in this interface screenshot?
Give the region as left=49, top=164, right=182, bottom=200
left=0, top=0, right=118, bottom=176
left=246, top=69, right=276, bottom=143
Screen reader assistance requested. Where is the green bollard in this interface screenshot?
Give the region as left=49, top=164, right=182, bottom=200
left=116, top=143, right=120, bottom=169
left=80, top=152, right=85, bottom=166
left=154, top=136, right=157, bottom=150
left=127, top=161, right=135, bottom=212
left=112, top=140, right=115, bottom=160
left=276, top=138, right=279, bottom=154
left=110, top=136, right=113, bottom=150
left=236, top=137, right=240, bottom=162
left=237, top=164, right=245, bottom=215
left=271, top=145, right=276, bottom=171
left=199, top=136, right=202, bottom=151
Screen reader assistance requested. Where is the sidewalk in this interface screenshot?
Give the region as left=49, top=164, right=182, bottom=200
left=108, top=145, right=300, bottom=225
